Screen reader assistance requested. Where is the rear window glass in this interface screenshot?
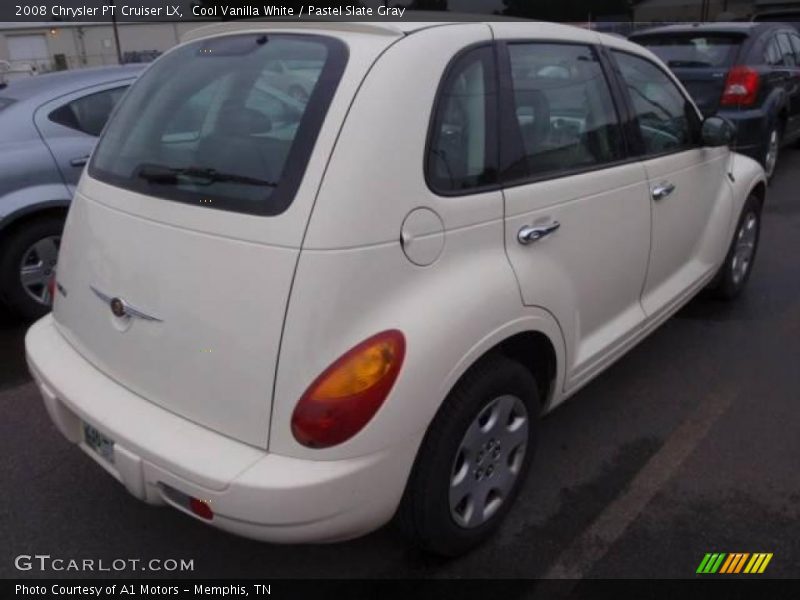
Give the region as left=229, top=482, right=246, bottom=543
left=633, top=34, right=742, bottom=68
left=89, top=34, right=346, bottom=216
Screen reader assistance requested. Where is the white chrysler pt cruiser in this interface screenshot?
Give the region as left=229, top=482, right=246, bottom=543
left=26, top=20, right=766, bottom=556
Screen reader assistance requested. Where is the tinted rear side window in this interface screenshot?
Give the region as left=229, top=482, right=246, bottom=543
left=49, top=87, right=128, bottom=136
left=426, top=45, right=498, bottom=195
left=89, top=34, right=346, bottom=216
left=503, top=43, right=624, bottom=182
left=633, top=34, right=742, bottom=68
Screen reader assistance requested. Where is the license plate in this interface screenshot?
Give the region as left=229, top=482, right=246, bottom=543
left=83, top=423, right=115, bottom=464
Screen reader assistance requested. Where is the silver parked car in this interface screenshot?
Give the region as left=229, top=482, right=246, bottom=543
left=0, top=65, right=143, bottom=319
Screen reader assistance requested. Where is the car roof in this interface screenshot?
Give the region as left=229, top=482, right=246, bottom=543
left=180, top=18, right=657, bottom=74
left=181, top=14, right=545, bottom=43
left=629, top=22, right=777, bottom=39
left=0, top=64, right=145, bottom=102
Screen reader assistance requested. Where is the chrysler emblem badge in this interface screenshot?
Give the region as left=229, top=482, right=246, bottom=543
left=110, top=297, right=126, bottom=318
left=90, top=286, right=163, bottom=322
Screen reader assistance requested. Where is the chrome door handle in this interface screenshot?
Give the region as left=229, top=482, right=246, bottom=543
left=517, top=221, right=561, bottom=245
left=651, top=181, right=676, bottom=201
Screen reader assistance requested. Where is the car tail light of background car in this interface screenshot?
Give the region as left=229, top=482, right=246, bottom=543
left=720, top=66, right=761, bottom=107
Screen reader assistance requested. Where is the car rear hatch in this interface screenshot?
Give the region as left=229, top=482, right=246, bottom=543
left=631, top=31, right=747, bottom=115
left=50, top=29, right=394, bottom=449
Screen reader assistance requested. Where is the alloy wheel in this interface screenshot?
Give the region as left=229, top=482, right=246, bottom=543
left=731, top=212, right=758, bottom=286
left=19, top=235, right=60, bottom=306
left=764, top=128, right=779, bottom=179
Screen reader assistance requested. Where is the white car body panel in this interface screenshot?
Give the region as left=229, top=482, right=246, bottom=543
left=25, top=21, right=767, bottom=544
left=503, top=162, right=652, bottom=389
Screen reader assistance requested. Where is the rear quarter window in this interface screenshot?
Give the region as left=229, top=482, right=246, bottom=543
left=426, top=45, right=498, bottom=195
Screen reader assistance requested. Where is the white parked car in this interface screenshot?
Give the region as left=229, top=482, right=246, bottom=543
left=26, top=20, right=766, bottom=556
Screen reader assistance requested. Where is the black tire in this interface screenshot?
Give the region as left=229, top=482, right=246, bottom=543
left=0, top=216, right=64, bottom=321
left=397, top=354, right=540, bottom=556
left=708, top=194, right=761, bottom=301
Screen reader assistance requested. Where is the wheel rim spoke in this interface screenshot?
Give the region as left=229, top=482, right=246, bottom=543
left=731, top=213, right=757, bottom=284
left=449, top=394, right=529, bottom=529
left=32, top=237, right=59, bottom=265
left=19, top=235, right=60, bottom=305
left=20, top=264, right=47, bottom=288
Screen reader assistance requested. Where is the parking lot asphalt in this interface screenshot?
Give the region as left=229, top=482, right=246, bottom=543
left=1, top=150, right=798, bottom=580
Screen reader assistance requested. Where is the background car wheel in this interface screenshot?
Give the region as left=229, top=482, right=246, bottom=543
left=397, top=354, right=540, bottom=556
left=0, top=216, right=64, bottom=320
left=709, top=194, right=761, bottom=301
left=763, top=125, right=780, bottom=181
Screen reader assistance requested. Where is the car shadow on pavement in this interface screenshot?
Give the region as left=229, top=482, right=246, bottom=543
left=0, top=305, right=32, bottom=390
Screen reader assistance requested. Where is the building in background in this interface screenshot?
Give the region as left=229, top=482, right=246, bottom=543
left=0, top=22, right=207, bottom=78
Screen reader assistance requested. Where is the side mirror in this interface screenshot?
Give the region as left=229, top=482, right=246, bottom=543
left=701, top=116, right=736, bottom=147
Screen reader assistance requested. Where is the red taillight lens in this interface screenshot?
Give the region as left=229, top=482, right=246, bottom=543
left=721, top=66, right=760, bottom=107
left=291, top=330, right=406, bottom=449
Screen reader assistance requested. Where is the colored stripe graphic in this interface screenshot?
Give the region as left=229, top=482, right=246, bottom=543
left=734, top=553, right=750, bottom=573
left=710, top=553, right=726, bottom=573
left=719, top=554, right=736, bottom=573
left=758, top=554, right=773, bottom=573
left=697, top=553, right=726, bottom=573
left=722, top=553, right=740, bottom=573
left=699, top=552, right=773, bottom=574
left=744, top=554, right=761, bottom=573
left=696, top=554, right=713, bottom=574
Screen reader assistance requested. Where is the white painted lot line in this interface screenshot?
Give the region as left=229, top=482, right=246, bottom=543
left=542, top=388, right=735, bottom=580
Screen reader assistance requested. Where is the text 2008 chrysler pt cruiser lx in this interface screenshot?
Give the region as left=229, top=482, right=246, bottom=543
left=26, top=20, right=766, bottom=556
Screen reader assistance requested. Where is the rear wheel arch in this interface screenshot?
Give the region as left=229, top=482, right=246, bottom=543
left=493, top=331, right=557, bottom=409
left=432, top=328, right=559, bottom=427
left=0, top=204, right=69, bottom=245
left=0, top=206, right=68, bottom=318
left=749, top=180, right=767, bottom=210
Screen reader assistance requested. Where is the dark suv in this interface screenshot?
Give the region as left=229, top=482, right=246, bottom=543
left=630, top=23, right=800, bottom=179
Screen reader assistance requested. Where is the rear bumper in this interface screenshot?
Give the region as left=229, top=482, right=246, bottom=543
left=25, top=315, right=419, bottom=543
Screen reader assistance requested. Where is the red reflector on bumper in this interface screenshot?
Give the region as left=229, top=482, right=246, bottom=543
left=190, top=497, right=214, bottom=520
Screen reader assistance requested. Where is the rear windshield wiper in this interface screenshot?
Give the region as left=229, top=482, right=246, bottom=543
left=137, top=164, right=277, bottom=187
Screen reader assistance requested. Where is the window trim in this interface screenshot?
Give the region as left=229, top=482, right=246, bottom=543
left=494, top=39, right=636, bottom=191
left=606, top=47, right=704, bottom=162
left=424, top=41, right=501, bottom=198
left=88, top=33, right=348, bottom=217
